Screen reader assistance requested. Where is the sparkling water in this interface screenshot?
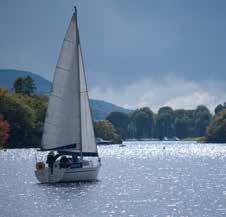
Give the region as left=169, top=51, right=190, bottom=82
left=0, top=141, right=226, bottom=217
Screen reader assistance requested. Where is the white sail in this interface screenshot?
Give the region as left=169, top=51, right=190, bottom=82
left=79, top=45, right=97, bottom=154
left=42, top=14, right=81, bottom=150
left=42, top=12, right=98, bottom=156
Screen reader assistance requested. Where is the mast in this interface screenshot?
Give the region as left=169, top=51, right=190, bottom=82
left=74, top=6, right=83, bottom=159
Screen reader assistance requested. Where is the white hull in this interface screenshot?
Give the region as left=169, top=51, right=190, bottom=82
left=62, top=166, right=100, bottom=182
left=35, top=160, right=100, bottom=184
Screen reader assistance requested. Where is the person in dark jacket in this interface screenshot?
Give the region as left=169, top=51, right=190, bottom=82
left=46, top=151, right=55, bottom=173
left=59, top=156, right=72, bottom=168
left=46, top=151, right=60, bottom=173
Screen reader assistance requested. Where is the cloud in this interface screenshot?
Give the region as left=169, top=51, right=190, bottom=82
left=90, top=74, right=226, bottom=113
left=164, top=90, right=222, bottom=112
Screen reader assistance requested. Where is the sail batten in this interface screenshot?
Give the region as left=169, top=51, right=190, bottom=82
left=64, top=39, right=75, bottom=44
left=41, top=13, right=98, bottom=156
left=56, top=66, right=71, bottom=72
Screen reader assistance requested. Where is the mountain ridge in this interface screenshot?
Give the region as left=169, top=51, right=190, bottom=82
left=0, top=69, right=130, bottom=120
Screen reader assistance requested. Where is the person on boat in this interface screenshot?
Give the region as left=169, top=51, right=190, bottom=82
left=72, top=153, right=79, bottom=163
left=70, top=154, right=83, bottom=168
left=59, top=156, right=71, bottom=168
left=46, top=151, right=55, bottom=173
left=46, top=151, right=61, bottom=173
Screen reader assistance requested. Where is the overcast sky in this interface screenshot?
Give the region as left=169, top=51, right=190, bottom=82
left=0, top=0, right=226, bottom=111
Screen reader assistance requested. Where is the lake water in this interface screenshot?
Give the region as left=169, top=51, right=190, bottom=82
left=1, top=141, right=226, bottom=217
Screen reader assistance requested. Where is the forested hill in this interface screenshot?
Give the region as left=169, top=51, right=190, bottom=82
left=0, top=69, right=130, bottom=120
left=0, top=69, right=51, bottom=93
left=90, top=99, right=131, bottom=120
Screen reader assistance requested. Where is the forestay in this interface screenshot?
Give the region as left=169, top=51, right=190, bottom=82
left=41, top=12, right=98, bottom=156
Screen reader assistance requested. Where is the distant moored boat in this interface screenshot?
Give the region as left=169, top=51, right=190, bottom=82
left=96, top=137, right=112, bottom=145
left=162, top=137, right=180, bottom=141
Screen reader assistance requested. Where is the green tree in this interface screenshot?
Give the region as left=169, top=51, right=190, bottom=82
left=94, top=120, right=122, bottom=144
left=174, top=109, right=189, bottom=139
left=127, top=107, right=154, bottom=139
left=0, top=91, right=38, bottom=148
left=214, top=104, right=225, bottom=115
left=194, top=105, right=212, bottom=137
left=106, top=112, right=130, bottom=139
left=13, top=77, right=24, bottom=94
left=14, top=94, right=48, bottom=145
left=206, top=110, right=226, bottom=143
left=0, top=115, right=10, bottom=148
left=155, top=106, right=175, bottom=139
left=13, top=76, right=36, bottom=95
left=174, top=109, right=196, bottom=139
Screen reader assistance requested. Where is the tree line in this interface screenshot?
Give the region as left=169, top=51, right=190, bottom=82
left=0, top=76, right=226, bottom=148
left=95, top=105, right=226, bottom=143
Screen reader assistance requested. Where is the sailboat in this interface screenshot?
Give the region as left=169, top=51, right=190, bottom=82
left=35, top=7, right=101, bottom=183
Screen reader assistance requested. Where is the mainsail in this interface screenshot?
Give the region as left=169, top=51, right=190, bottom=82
left=41, top=10, right=98, bottom=156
